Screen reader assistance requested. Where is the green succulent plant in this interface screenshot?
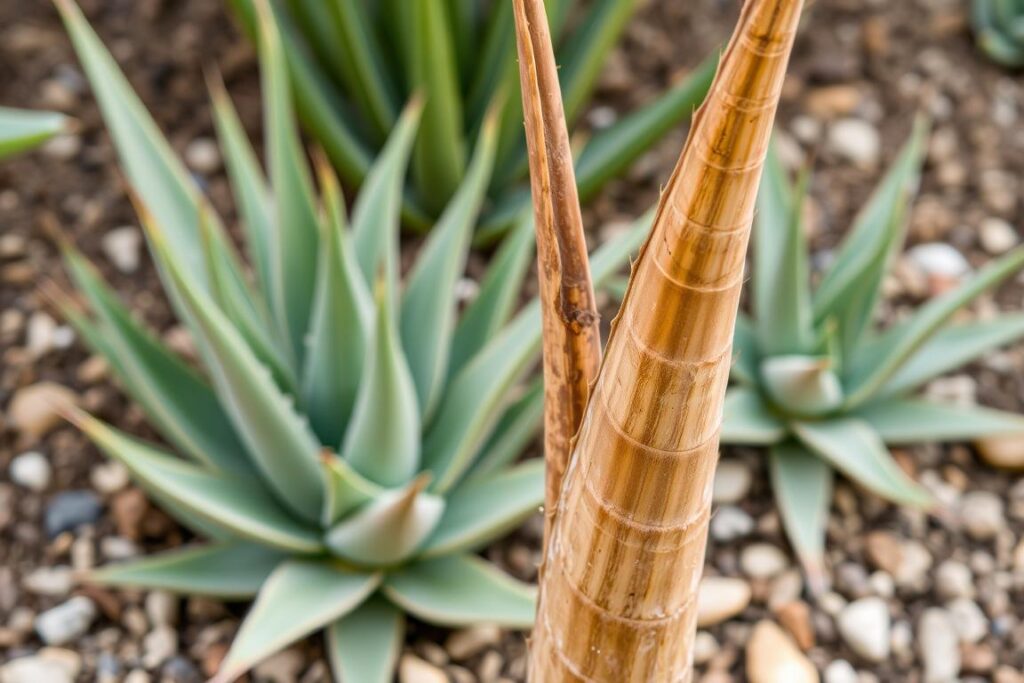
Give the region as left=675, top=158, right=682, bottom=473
left=53, top=2, right=648, bottom=681
left=722, top=119, right=1024, bottom=588
left=225, top=0, right=717, bottom=239
left=0, top=106, right=65, bottom=160
left=973, top=0, right=1024, bottom=67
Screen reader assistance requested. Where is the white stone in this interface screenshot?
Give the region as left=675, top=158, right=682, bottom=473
left=824, top=660, right=858, bottom=683
left=445, top=625, right=502, bottom=660
left=697, top=576, right=752, bottom=627
left=979, top=217, right=1018, bottom=255
left=693, top=631, right=719, bottom=666
left=710, top=505, right=755, bottom=542
left=746, top=620, right=819, bottom=683
left=9, top=451, right=52, bottom=492
left=184, top=137, right=221, bottom=174
left=398, top=654, right=447, bottom=683
left=90, top=461, right=130, bottom=494
left=26, top=312, right=57, bottom=358
left=144, top=591, right=178, bottom=627
left=740, top=543, right=790, bottom=579
left=836, top=597, right=890, bottom=663
left=23, top=566, right=74, bottom=597
left=0, top=656, right=74, bottom=683
left=934, top=560, right=973, bottom=600
left=828, top=118, right=880, bottom=167
left=141, top=626, right=178, bottom=668
left=906, top=243, right=971, bottom=280
left=946, top=598, right=987, bottom=644
left=713, top=459, right=752, bottom=504
left=918, top=608, right=960, bottom=683
left=34, top=596, right=97, bottom=645
left=252, top=648, right=304, bottom=683
left=101, top=226, right=142, bottom=274
left=959, top=491, right=1004, bottom=540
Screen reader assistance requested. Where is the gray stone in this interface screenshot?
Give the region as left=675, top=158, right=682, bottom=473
left=947, top=598, right=988, bottom=644
left=837, top=597, right=890, bottom=662
left=34, top=596, right=97, bottom=645
left=710, top=505, right=755, bottom=542
left=918, top=608, right=960, bottom=683
left=934, top=560, right=973, bottom=600
left=712, top=459, right=752, bottom=504
left=960, top=491, right=1004, bottom=540
left=23, top=566, right=74, bottom=597
left=45, top=490, right=102, bottom=537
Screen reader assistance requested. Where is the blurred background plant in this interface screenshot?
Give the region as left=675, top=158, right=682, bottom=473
left=50, top=1, right=650, bottom=680
left=0, top=107, right=65, bottom=160
left=720, top=119, right=1024, bottom=590
left=973, top=0, right=1024, bottom=67
left=225, top=0, right=717, bottom=240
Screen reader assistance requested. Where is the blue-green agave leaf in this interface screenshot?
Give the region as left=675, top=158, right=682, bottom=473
left=73, top=412, right=322, bottom=553
left=421, top=459, right=543, bottom=558
left=769, top=441, right=833, bottom=592
left=213, top=559, right=381, bottom=683
left=342, top=280, right=421, bottom=487
left=732, top=313, right=760, bottom=386
left=854, top=398, right=1024, bottom=444
left=324, top=475, right=445, bottom=565
left=302, top=158, right=373, bottom=445
left=87, top=542, right=285, bottom=599
left=792, top=417, right=932, bottom=508
left=878, top=315, right=1024, bottom=398
left=326, top=596, right=404, bottom=683
left=468, top=377, right=544, bottom=481
left=320, top=452, right=383, bottom=527
left=401, top=108, right=500, bottom=419
left=382, top=555, right=536, bottom=628
left=0, top=107, right=65, bottom=159
left=720, top=387, right=787, bottom=445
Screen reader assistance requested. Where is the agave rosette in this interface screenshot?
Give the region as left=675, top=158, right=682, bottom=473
left=723, top=119, right=1024, bottom=586
left=225, top=0, right=717, bottom=239
left=973, top=0, right=1024, bottom=67
left=53, top=2, right=648, bottom=680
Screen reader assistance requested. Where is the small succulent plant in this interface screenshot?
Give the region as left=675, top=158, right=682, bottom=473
left=722, top=120, right=1024, bottom=587
left=0, top=106, right=65, bottom=160
left=225, top=0, right=717, bottom=239
left=973, top=0, right=1024, bottom=67
left=53, top=2, right=647, bottom=681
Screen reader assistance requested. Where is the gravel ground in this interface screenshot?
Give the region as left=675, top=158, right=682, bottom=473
left=3, top=0, right=1024, bottom=681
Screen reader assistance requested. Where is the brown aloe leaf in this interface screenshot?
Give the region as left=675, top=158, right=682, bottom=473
left=524, top=1, right=805, bottom=680
left=512, top=0, right=601, bottom=540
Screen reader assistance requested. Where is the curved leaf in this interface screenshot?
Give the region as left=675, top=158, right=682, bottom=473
left=421, top=459, right=543, bottom=558
left=87, top=542, right=285, bottom=599
left=383, top=555, right=536, bottom=628
left=720, top=387, right=787, bottom=445
left=214, top=560, right=380, bottom=683
left=770, top=442, right=833, bottom=592
left=320, top=452, right=383, bottom=527
left=854, top=398, right=1024, bottom=444
left=468, top=377, right=544, bottom=481
left=0, top=107, right=65, bottom=159
left=326, top=596, right=405, bottom=683
left=792, top=417, right=932, bottom=507
left=75, top=413, right=322, bottom=554
left=731, top=313, right=760, bottom=386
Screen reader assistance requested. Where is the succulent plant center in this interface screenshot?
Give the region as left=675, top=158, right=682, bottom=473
left=759, top=354, right=845, bottom=419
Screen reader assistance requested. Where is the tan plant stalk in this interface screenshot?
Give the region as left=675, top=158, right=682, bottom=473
left=522, top=0, right=805, bottom=680
left=513, top=0, right=601, bottom=540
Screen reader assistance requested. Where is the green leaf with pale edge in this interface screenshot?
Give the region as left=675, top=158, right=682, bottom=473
left=878, top=315, right=1024, bottom=398
left=854, top=399, right=1024, bottom=444
left=382, top=555, right=536, bottom=628
left=720, top=387, right=787, bottom=445
left=408, top=0, right=466, bottom=213
left=88, top=542, right=284, bottom=599
left=343, top=283, right=421, bottom=487
left=0, top=107, right=65, bottom=159
left=325, top=479, right=444, bottom=565
left=401, top=109, right=499, bottom=419
left=209, top=78, right=274, bottom=300
left=214, top=560, right=380, bottom=683
left=326, top=596, right=404, bottom=683
left=62, top=248, right=250, bottom=474
left=77, top=415, right=322, bottom=553
left=770, top=442, right=833, bottom=589
left=845, top=245, right=1024, bottom=407
left=351, top=100, right=422, bottom=285
left=147, top=218, right=325, bottom=522
left=754, top=146, right=814, bottom=355
left=732, top=313, right=760, bottom=386
left=468, top=378, right=544, bottom=481
left=302, top=163, right=372, bottom=446
left=421, top=460, right=543, bottom=558
left=792, top=418, right=932, bottom=507
left=813, top=120, right=928, bottom=323
left=320, top=454, right=382, bottom=527
left=449, top=213, right=535, bottom=376
left=260, top=4, right=321, bottom=364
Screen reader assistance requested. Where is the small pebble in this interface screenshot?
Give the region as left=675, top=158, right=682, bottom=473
left=142, top=625, right=178, bottom=668
left=7, top=382, right=78, bottom=439
left=975, top=434, right=1024, bottom=472
left=445, top=625, right=502, bottom=660
left=34, top=596, right=97, bottom=645
left=693, top=631, right=719, bottom=666
left=184, top=137, right=222, bottom=174
left=979, top=217, right=1019, bottom=255
left=398, top=654, right=447, bottom=683
left=101, top=226, right=143, bottom=274
left=746, top=620, right=818, bottom=683
left=947, top=598, right=988, bottom=644
left=824, top=660, right=858, bottom=683
left=0, top=655, right=75, bottom=683
left=959, top=491, right=1004, bottom=541
left=697, top=576, right=752, bottom=627
left=934, top=560, right=973, bottom=600
left=836, top=597, right=890, bottom=663
left=919, top=608, right=961, bottom=683
left=740, top=543, right=789, bottom=579
left=23, top=566, right=74, bottom=597
left=828, top=118, right=880, bottom=168
left=713, top=459, right=752, bottom=504
left=45, top=490, right=103, bottom=537
left=252, top=648, right=304, bottom=683
left=710, top=505, right=755, bottom=542
left=9, top=451, right=52, bottom=492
